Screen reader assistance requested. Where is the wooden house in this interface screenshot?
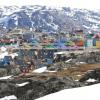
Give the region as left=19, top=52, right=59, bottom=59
left=92, top=33, right=100, bottom=48
left=74, top=30, right=84, bottom=39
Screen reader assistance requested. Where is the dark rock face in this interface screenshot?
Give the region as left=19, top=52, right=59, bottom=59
left=0, top=76, right=83, bottom=100
left=71, top=52, right=100, bottom=64
left=0, top=68, right=7, bottom=77
left=0, top=67, right=21, bottom=77
left=79, top=68, right=100, bottom=85
left=0, top=81, right=15, bottom=98
left=76, top=52, right=100, bottom=64
left=84, top=52, right=100, bottom=64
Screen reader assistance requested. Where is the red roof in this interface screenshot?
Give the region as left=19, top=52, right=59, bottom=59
left=93, top=34, right=100, bottom=39
left=0, top=39, right=11, bottom=43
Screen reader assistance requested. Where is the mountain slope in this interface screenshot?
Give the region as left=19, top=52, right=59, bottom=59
left=0, top=5, right=100, bottom=33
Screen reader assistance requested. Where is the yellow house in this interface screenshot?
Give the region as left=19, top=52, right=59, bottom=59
left=96, top=41, right=100, bottom=48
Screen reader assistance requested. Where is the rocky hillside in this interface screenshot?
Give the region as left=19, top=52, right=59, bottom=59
left=0, top=5, right=100, bottom=33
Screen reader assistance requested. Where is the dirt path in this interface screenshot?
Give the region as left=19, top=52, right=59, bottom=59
left=56, top=63, right=100, bottom=80
left=15, top=63, right=100, bottom=81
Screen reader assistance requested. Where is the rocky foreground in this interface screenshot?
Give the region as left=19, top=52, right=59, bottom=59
left=0, top=76, right=83, bottom=100
left=1, top=67, right=100, bottom=100
left=0, top=51, right=100, bottom=99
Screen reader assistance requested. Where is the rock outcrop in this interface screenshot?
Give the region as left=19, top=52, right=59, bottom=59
left=0, top=76, right=83, bottom=100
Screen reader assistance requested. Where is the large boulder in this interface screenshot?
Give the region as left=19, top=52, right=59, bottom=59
left=18, top=76, right=83, bottom=100
left=0, top=81, right=16, bottom=98
left=10, top=67, right=21, bottom=76
left=0, top=68, right=7, bottom=77
left=79, top=68, right=100, bottom=85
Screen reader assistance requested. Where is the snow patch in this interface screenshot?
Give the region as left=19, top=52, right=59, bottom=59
left=36, top=83, right=100, bottom=100
left=0, top=76, right=13, bottom=80
left=91, top=24, right=99, bottom=29
left=0, top=51, right=9, bottom=59
left=45, top=70, right=57, bottom=73
left=0, top=6, right=20, bottom=16
left=52, top=24, right=58, bottom=30
left=86, top=17, right=100, bottom=24
left=76, top=75, right=82, bottom=77
left=16, top=82, right=29, bottom=87
left=83, top=25, right=90, bottom=29
left=0, top=95, right=17, bottom=100
left=0, top=47, right=7, bottom=52
left=86, top=78, right=97, bottom=82
left=0, top=16, right=10, bottom=23
left=65, top=59, right=72, bottom=63
left=76, top=62, right=86, bottom=65
left=9, top=53, right=18, bottom=59
left=33, top=67, right=47, bottom=73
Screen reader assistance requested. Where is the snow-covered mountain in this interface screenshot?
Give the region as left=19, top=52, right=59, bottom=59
left=0, top=5, right=100, bottom=33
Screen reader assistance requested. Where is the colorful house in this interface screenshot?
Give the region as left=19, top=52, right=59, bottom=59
left=93, top=33, right=100, bottom=48
left=74, top=30, right=84, bottom=39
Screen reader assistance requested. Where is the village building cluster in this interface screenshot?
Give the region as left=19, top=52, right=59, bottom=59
left=0, top=28, right=100, bottom=50
left=0, top=28, right=100, bottom=75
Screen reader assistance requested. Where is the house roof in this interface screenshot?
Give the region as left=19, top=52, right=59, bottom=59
left=93, top=33, right=100, bottom=39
